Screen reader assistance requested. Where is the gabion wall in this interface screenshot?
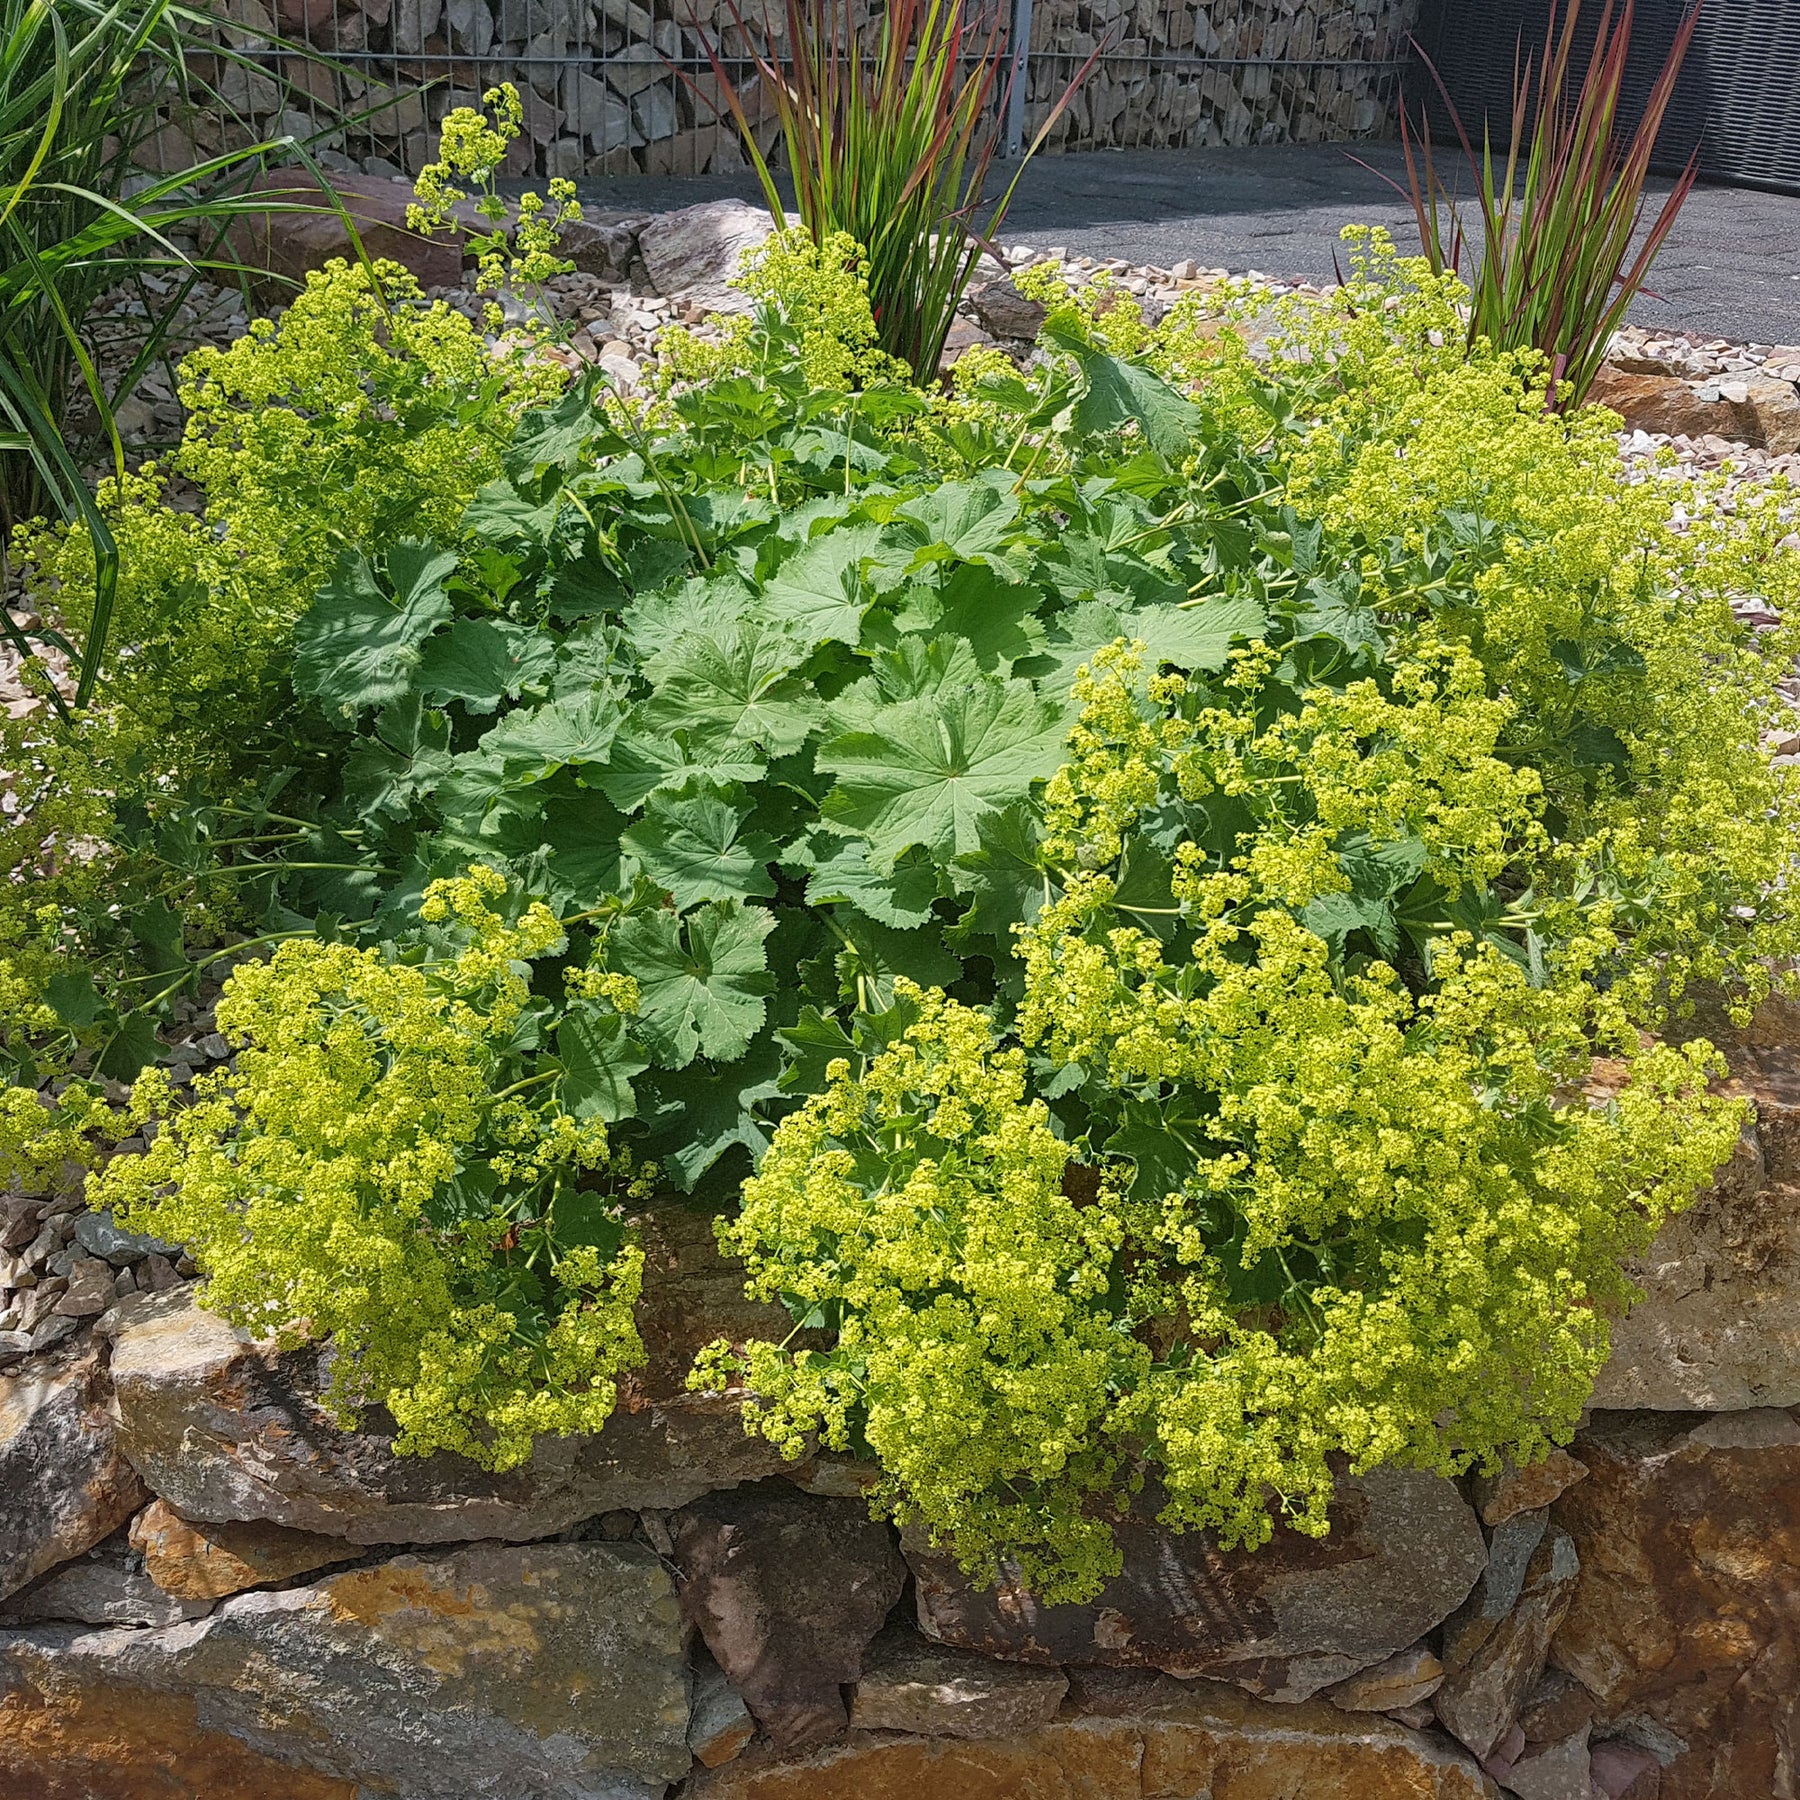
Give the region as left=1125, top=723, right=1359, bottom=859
left=214, top=0, right=1420, bottom=179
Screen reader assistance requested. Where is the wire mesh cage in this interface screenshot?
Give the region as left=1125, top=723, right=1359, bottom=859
left=184, top=0, right=1422, bottom=181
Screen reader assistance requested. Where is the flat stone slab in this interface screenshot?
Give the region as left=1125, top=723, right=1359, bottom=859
left=0, top=1542, right=690, bottom=1798
left=906, top=1465, right=1486, bottom=1703
left=105, top=1205, right=793, bottom=1544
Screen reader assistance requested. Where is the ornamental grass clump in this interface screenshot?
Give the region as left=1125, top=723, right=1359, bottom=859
left=1, top=215, right=1795, bottom=1597
left=692, top=0, right=1093, bottom=378
left=1396, top=0, right=1700, bottom=407
left=0, top=0, right=341, bottom=705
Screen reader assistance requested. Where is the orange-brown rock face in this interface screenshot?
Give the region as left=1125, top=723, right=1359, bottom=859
left=0, top=1679, right=357, bottom=1800
left=128, top=1500, right=360, bottom=1602
left=687, top=1676, right=1500, bottom=1799
left=1551, top=1408, right=1800, bottom=1800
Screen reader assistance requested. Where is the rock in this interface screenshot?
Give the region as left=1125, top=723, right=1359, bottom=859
left=969, top=279, right=1047, bottom=341
left=1435, top=1517, right=1580, bottom=1760
left=0, top=1197, right=40, bottom=1252
left=71, top=1207, right=181, bottom=1267
left=129, top=1500, right=360, bottom=1601
left=1516, top=1669, right=1597, bottom=1747
left=1590, top=1738, right=1662, bottom=1798
left=1325, top=1643, right=1444, bottom=1713
left=106, top=1205, right=794, bottom=1543
left=0, top=1672, right=362, bottom=1800
left=1587, top=366, right=1800, bottom=455
left=937, top=314, right=996, bottom=375
left=686, top=1673, right=1501, bottom=1798
left=560, top=209, right=647, bottom=281
left=689, top=1649, right=757, bottom=1769
left=849, top=1624, right=1068, bottom=1738
left=908, top=1465, right=1487, bottom=1702
left=0, top=1542, right=689, bottom=1798
left=0, top=1556, right=210, bottom=1628
left=1551, top=1408, right=1800, bottom=1800
left=50, top=1255, right=115, bottom=1318
left=674, top=1481, right=907, bottom=1751
left=0, top=1332, right=30, bottom=1368
left=1503, top=1725, right=1595, bottom=1800
left=224, top=170, right=463, bottom=298
left=639, top=199, right=775, bottom=312
left=0, top=1347, right=147, bottom=1602
left=1469, top=1450, right=1589, bottom=1527
left=1593, top=1007, right=1800, bottom=1411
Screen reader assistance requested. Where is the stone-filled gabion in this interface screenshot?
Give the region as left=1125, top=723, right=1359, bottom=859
left=168, top=0, right=1419, bottom=182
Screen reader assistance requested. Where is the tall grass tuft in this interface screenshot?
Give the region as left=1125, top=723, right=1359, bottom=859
left=1397, top=0, right=1700, bottom=409
left=692, top=0, right=1094, bottom=381
left=0, top=0, right=333, bottom=709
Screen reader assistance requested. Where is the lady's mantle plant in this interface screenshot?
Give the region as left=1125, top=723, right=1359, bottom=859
left=2, top=105, right=1796, bottom=1603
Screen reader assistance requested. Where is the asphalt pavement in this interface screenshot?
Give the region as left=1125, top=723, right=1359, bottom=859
left=575, top=140, right=1800, bottom=347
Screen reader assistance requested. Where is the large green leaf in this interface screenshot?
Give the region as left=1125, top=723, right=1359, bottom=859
left=634, top=1034, right=785, bottom=1191
left=418, top=619, right=557, bottom=714
left=953, top=800, right=1054, bottom=942
left=557, top=1003, right=648, bottom=1121
left=621, top=781, right=780, bottom=908
left=1046, top=327, right=1204, bottom=458
left=642, top=619, right=823, bottom=756
left=758, top=520, right=891, bottom=645
left=610, top=899, right=775, bottom=1068
left=479, top=689, right=625, bottom=770
left=817, top=676, right=1074, bottom=869
left=1035, top=596, right=1266, bottom=695
left=293, top=543, right=456, bottom=720
left=888, top=476, right=1021, bottom=570
left=886, top=564, right=1046, bottom=673
left=588, top=728, right=768, bottom=814
left=800, top=837, right=943, bottom=928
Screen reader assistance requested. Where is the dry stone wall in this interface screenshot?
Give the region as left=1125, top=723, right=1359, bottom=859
left=175, top=0, right=1419, bottom=181
left=1, top=992, right=1798, bottom=1796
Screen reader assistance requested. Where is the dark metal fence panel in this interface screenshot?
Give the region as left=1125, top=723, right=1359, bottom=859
left=1410, top=0, right=1800, bottom=197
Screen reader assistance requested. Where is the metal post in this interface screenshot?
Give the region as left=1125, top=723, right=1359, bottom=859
left=1003, top=0, right=1034, bottom=158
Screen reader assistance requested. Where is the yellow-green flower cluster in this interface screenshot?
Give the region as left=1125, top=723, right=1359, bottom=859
left=657, top=229, right=911, bottom=395
left=91, top=868, right=646, bottom=1469
left=720, top=635, right=1748, bottom=1599
left=700, top=980, right=1141, bottom=1600
left=410, top=85, right=583, bottom=330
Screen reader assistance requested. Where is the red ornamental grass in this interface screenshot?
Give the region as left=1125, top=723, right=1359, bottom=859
left=687, top=0, right=1095, bottom=380
left=1399, top=0, right=1701, bottom=409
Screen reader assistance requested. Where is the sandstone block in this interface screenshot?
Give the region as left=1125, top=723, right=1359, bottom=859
left=129, top=1500, right=360, bottom=1601
left=1324, top=1643, right=1444, bottom=1713
left=969, top=279, right=1048, bottom=342
left=1552, top=1407, right=1800, bottom=1800
left=105, top=1205, right=793, bottom=1543
left=0, top=1347, right=147, bottom=1602
left=689, top=1650, right=757, bottom=1769
left=907, top=1465, right=1486, bottom=1702
left=675, top=1482, right=907, bottom=1751
left=0, top=1541, right=689, bottom=1797
left=686, top=1674, right=1501, bottom=1798
left=1587, top=366, right=1800, bottom=454
left=1469, top=1450, right=1589, bottom=1527
left=1593, top=1006, right=1800, bottom=1410
left=224, top=169, right=463, bottom=297
left=850, top=1624, right=1068, bottom=1738
left=0, top=1554, right=211, bottom=1629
